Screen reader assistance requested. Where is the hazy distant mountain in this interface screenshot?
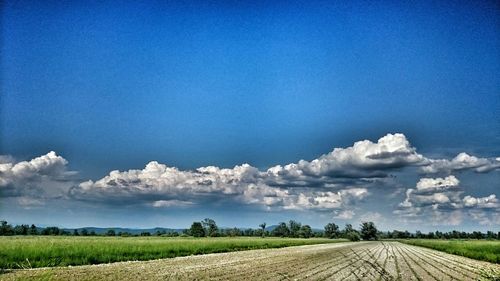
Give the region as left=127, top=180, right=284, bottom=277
left=67, top=227, right=185, bottom=235
left=61, top=225, right=322, bottom=235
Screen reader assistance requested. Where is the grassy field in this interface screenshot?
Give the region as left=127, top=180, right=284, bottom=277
left=0, top=236, right=343, bottom=269
left=399, top=239, right=500, bottom=263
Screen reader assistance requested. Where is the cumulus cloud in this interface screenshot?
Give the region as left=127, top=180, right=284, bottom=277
left=421, top=153, right=500, bottom=174
left=1, top=152, right=59, bottom=186
left=266, top=133, right=426, bottom=180
left=3, top=133, right=498, bottom=225
left=463, top=195, right=499, bottom=209
left=0, top=151, right=76, bottom=199
left=72, top=134, right=425, bottom=213
left=283, top=188, right=369, bottom=211
left=71, top=159, right=368, bottom=213
left=415, top=175, right=460, bottom=191
left=396, top=175, right=499, bottom=225
left=398, top=176, right=462, bottom=211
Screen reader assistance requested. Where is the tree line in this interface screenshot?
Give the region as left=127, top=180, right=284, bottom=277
left=0, top=221, right=100, bottom=236
left=187, top=219, right=377, bottom=241
left=382, top=229, right=500, bottom=240
left=0, top=221, right=179, bottom=237
left=2, top=219, right=499, bottom=240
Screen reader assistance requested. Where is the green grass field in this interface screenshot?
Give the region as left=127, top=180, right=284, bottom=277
left=399, top=239, right=500, bottom=263
left=0, top=236, right=343, bottom=269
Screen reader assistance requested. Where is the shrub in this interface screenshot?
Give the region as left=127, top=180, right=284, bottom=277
left=347, top=232, right=361, bottom=242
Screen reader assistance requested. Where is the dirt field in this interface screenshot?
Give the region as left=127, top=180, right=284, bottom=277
left=2, top=241, right=499, bottom=280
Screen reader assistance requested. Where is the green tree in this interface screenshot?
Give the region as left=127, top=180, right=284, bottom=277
left=73, top=229, right=80, bottom=236
left=81, top=229, right=88, bottom=236
left=272, top=222, right=290, bottom=237
left=342, top=223, right=360, bottom=241
left=244, top=228, right=255, bottom=236
left=299, top=225, right=312, bottom=238
left=324, top=223, right=340, bottom=238
left=14, top=224, right=29, bottom=235
left=29, top=224, right=38, bottom=235
left=227, top=227, right=241, bottom=237
left=106, top=229, right=116, bottom=236
left=347, top=231, right=361, bottom=241
left=202, top=218, right=218, bottom=237
left=344, top=224, right=354, bottom=234
left=41, top=227, right=60, bottom=235
left=0, top=221, right=14, bottom=235
left=259, top=223, right=266, bottom=238
left=189, top=222, right=205, bottom=237
left=360, top=222, right=378, bottom=241
left=288, top=220, right=302, bottom=238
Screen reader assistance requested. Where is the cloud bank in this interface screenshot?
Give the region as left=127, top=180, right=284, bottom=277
left=71, top=161, right=369, bottom=213
left=1, top=133, right=498, bottom=225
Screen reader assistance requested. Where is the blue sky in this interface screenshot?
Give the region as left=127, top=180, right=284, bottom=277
left=1, top=0, right=499, bottom=231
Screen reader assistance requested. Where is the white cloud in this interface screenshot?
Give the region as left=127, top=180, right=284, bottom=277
left=267, top=133, right=426, bottom=179
left=0, top=148, right=373, bottom=216
left=11, top=151, right=70, bottom=179
left=415, top=175, right=459, bottom=191
left=463, top=195, right=499, bottom=208
left=73, top=158, right=368, bottom=213
left=75, top=162, right=263, bottom=202
left=2, top=133, right=498, bottom=226
left=396, top=175, right=499, bottom=225
left=399, top=176, right=463, bottom=209
left=151, top=200, right=194, bottom=208
left=283, top=188, right=369, bottom=211
left=421, top=152, right=500, bottom=174
left=333, top=210, right=355, bottom=219
left=0, top=151, right=76, bottom=200
left=417, top=193, right=451, bottom=204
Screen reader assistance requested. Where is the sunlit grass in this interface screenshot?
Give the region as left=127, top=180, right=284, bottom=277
left=399, top=239, right=500, bottom=263
left=0, top=236, right=345, bottom=269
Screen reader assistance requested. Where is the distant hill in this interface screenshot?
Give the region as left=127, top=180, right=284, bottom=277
left=265, top=225, right=278, bottom=232
left=57, top=225, right=323, bottom=235
left=66, top=227, right=185, bottom=235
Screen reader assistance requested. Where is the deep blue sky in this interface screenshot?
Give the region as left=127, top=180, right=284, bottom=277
left=1, top=0, right=499, bottom=230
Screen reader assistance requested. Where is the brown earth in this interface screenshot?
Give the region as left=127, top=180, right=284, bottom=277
left=1, top=241, right=499, bottom=280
